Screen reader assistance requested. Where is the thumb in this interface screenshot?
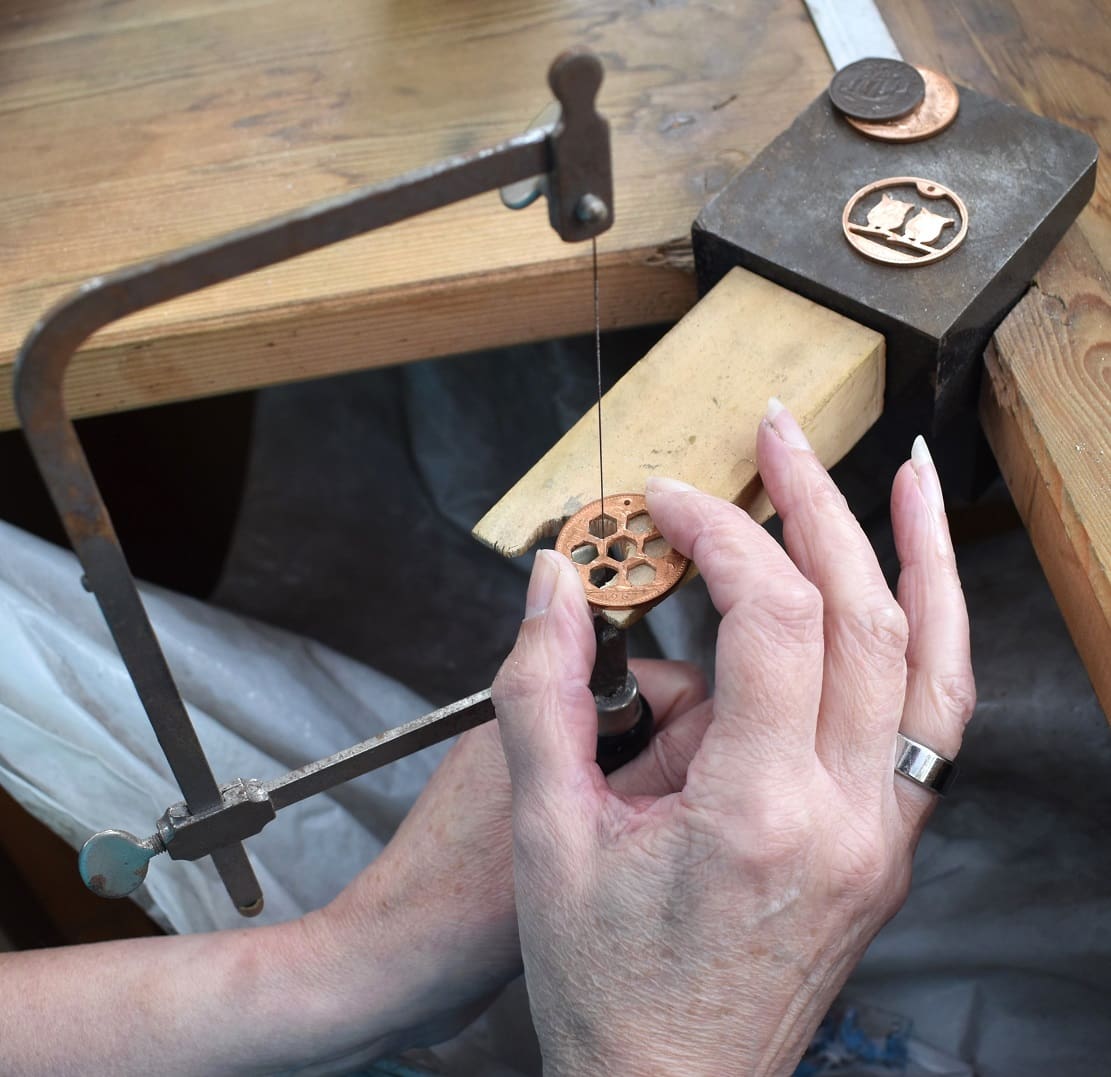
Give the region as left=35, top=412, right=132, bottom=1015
left=492, top=549, right=601, bottom=810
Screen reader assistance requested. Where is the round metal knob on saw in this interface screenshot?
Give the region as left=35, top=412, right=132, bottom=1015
left=78, top=828, right=166, bottom=899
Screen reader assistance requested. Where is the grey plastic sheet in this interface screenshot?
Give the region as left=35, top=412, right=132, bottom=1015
left=2, top=343, right=1109, bottom=1074
left=0, top=517, right=444, bottom=935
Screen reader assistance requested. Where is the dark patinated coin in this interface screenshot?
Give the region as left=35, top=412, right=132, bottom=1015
left=829, top=58, right=926, bottom=121
left=845, top=67, right=960, bottom=142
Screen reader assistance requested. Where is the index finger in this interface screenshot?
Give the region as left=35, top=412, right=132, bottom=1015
left=644, top=478, right=825, bottom=805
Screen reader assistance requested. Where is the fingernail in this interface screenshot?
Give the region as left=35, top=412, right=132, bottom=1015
left=646, top=476, right=697, bottom=496
left=525, top=549, right=561, bottom=619
left=911, top=435, right=944, bottom=513
left=765, top=397, right=811, bottom=451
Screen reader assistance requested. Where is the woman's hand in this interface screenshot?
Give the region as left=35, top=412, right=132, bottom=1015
left=298, top=650, right=712, bottom=1069
left=493, top=401, right=975, bottom=1076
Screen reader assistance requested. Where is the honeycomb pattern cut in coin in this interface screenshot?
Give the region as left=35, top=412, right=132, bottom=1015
left=555, top=494, right=690, bottom=611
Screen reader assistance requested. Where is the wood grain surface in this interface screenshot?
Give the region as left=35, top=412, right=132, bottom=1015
left=0, top=0, right=831, bottom=428
left=868, top=1, right=1110, bottom=718
left=981, top=230, right=1111, bottom=715
left=1, top=2, right=1108, bottom=712
left=874, top=0, right=1111, bottom=720
left=474, top=267, right=884, bottom=567
left=878, top=1, right=1110, bottom=261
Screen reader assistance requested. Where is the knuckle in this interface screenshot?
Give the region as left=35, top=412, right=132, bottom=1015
left=698, top=794, right=816, bottom=872
left=885, top=857, right=914, bottom=913
left=751, top=819, right=812, bottom=872
left=691, top=515, right=747, bottom=572
left=807, top=476, right=851, bottom=519
left=752, top=574, right=824, bottom=644
left=489, top=667, right=513, bottom=709
left=840, top=596, right=910, bottom=661
left=832, top=838, right=887, bottom=899
left=491, top=649, right=530, bottom=709
left=828, top=826, right=902, bottom=910
left=931, top=668, right=978, bottom=727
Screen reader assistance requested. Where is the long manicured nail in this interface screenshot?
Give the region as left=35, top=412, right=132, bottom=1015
left=525, top=549, right=561, bottom=619
left=911, top=435, right=944, bottom=513
left=646, top=476, right=697, bottom=496
left=765, top=397, right=811, bottom=451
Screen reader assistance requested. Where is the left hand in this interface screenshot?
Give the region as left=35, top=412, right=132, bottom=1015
left=492, top=402, right=976, bottom=1076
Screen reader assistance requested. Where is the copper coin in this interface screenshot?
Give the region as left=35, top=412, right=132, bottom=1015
left=554, top=494, right=690, bottom=611
left=845, top=68, right=960, bottom=143
left=842, top=176, right=969, bottom=267
left=829, top=58, right=925, bottom=121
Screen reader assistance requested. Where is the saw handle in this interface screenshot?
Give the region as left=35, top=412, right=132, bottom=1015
left=590, top=616, right=654, bottom=773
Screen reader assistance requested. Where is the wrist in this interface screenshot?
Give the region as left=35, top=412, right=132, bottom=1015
left=298, top=841, right=521, bottom=1057
left=266, top=724, right=522, bottom=1064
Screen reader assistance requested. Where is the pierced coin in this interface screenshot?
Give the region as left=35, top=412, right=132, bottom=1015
left=555, top=494, right=689, bottom=611
left=829, top=58, right=925, bottom=121
left=842, top=177, right=968, bottom=266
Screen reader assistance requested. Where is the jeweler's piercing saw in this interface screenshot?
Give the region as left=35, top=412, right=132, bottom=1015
left=79, top=623, right=658, bottom=904
left=14, top=48, right=613, bottom=917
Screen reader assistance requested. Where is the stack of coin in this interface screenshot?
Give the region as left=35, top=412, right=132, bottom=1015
left=829, top=57, right=960, bottom=143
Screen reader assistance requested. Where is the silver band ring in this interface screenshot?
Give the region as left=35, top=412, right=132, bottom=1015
left=894, top=733, right=957, bottom=796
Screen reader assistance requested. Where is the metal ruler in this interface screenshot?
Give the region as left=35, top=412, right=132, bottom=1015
left=803, top=0, right=902, bottom=70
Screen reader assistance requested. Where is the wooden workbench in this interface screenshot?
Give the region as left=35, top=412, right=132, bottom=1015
left=0, top=2, right=1107, bottom=714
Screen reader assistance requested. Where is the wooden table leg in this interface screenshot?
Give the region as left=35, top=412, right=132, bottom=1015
left=979, top=228, right=1111, bottom=721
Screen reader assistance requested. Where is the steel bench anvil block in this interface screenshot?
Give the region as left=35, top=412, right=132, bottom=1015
left=692, top=84, right=1097, bottom=430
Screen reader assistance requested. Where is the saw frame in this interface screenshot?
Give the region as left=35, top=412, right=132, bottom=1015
left=13, top=48, right=612, bottom=916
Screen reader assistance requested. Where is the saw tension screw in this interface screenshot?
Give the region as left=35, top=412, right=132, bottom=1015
left=575, top=193, right=610, bottom=224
